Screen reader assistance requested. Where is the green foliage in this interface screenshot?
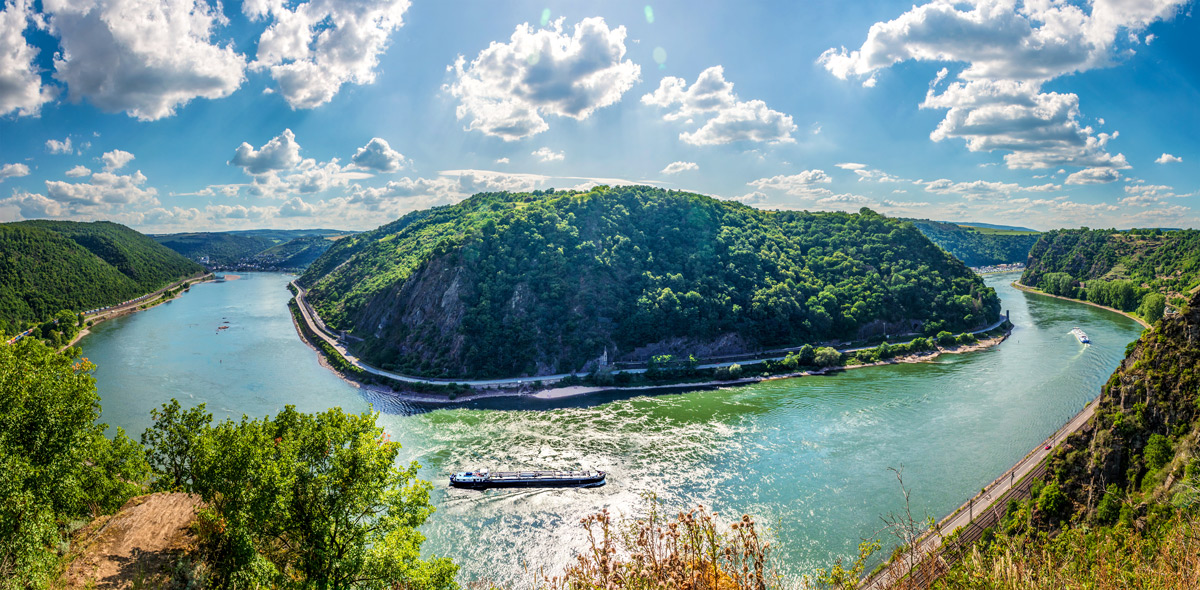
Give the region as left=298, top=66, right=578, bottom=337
left=814, top=346, right=842, bottom=367
left=0, top=339, right=149, bottom=588
left=142, top=401, right=458, bottom=589
left=906, top=218, right=1040, bottom=267
left=1036, top=480, right=1067, bottom=518
left=1095, top=484, right=1122, bottom=525
left=1023, top=228, right=1200, bottom=317
left=936, top=330, right=956, bottom=346
left=1144, top=434, right=1173, bottom=472
left=141, top=399, right=213, bottom=492
left=0, top=220, right=202, bottom=325
left=1140, top=293, right=1167, bottom=325
left=302, top=187, right=999, bottom=378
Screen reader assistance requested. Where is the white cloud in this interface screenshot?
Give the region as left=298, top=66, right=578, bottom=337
left=819, top=0, right=1186, bottom=170
left=1065, top=167, right=1122, bottom=185
left=246, top=0, right=410, bottom=109
left=230, top=129, right=302, bottom=175
left=448, top=17, right=640, bottom=141
left=532, top=147, right=564, bottom=162
left=731, top=191, right=768, bottom=205
left=143, top=206, right=201, bottom=225
left=46, top=138, right=73, bottom=154
left=0, top=0, right=55, bottom=117
left=661, top=161, right=698, bottom=175
left=206, top=203, right=272, bottom=220
left=278, top=196, right=316, bottom=217
left=44, top=169, right=158, bottom=210
left=1155, top=153, right=1182, bottom=164
left=101, top=149, right=135, bottom=172
left=816, top=193, right=872, bottom=208
left=494, top=157, right=510, bottom=165
left=642, top=66, right=796, bottom=145
left=351, top=137, right=406, bottom=172
left=65, top=165, right=91, bottom=177
left=835, top=162, right=867, bottom=170
left=0, top=162, right=30, bottom=181
left=45, top=0, right=246, bottom=121
left=747, top=170, right=832, bottom=196
left=1, top=191, right=69, bottom=218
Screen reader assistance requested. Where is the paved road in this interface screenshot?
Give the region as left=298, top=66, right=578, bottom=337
left=292, top=280, right=1009, bottom=388
left=862, top=394, right=1102, bottom=589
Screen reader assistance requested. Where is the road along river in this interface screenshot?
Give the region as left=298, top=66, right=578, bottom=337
left=80, top=271, right=1144, bottom=584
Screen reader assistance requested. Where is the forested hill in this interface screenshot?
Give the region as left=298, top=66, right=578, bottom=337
left=0, top=220, right=202, bottom=328
left=300, top=186, right=1000, bottom=378
left=1020, top=228, right=1200, bottom=322
left=152, top=229, right=347, bottom=269
left=906, top=218, right=1040, bottom=267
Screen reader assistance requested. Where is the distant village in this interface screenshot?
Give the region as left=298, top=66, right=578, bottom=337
left=971, top=262, right=1026, bottom=275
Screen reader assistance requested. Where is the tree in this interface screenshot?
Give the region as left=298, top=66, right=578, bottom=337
left=1144, top=434, right=1173, bottom=471
left=814, top=346, right=842, bottom=367
left=144, top=402, right=458, bottom=589
left=1138, top=293, right=1166, bottom=325
left=0, top=339, right=148, bottom=588
left=141, top=399, right=213, bottom=491
left=936, top=330, right=956, bottom=346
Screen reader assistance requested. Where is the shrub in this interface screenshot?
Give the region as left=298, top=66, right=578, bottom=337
left=814, top=346, right=843, bottom=367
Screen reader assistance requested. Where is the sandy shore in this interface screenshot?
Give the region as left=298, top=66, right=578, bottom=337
left=298, top=319, right=1011, bottom=406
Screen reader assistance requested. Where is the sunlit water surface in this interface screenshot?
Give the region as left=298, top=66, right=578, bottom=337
left=82, top=272, right=1144, bottom=583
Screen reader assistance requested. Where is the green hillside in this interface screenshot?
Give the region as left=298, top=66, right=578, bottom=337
left=907, top=218, right=1040, bottom=267
left=929, top=289, right=1200, bottom=590
left=1020, top=228, right=1200, bottom=320
left=153, top=229, right=347, bottom=268
left=300, top=186, right=999, bottom=378
left=0, top=221, right=202, bottom=329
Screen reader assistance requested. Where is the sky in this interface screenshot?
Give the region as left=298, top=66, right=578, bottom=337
left=0, top=0, right=1196, bottom=233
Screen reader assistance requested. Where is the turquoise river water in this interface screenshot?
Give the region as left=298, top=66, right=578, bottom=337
left=80, top=271, right=1144, bottom=584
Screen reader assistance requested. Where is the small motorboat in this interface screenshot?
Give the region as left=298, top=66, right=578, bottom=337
left=450, top=469, right=606, bottom=489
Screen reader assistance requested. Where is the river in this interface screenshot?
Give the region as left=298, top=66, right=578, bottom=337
left=80, top=271, right=1144, bottom=584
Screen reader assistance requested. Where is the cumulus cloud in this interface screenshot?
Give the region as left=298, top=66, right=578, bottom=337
left=819, top=0, right=1186, bottom=170
left=278, top=196, right=316, bottom=217
left=206, top=203, right=272, bottom=220
left=1155, top=153, right=1182, bottom=164
left=661, top=161, right=698, bottom=174
left=351, top=138, right=406, bottom=172
left=532, top=147, right=564, bottom=162
left=65, top=165, right=91, bottom=177
left=835, top=162, right=867, bottom=170
left=46, top=138, right=73, bottom=154
left=143, top=206, right=201, bottom=225
left=1065, top=167, right=1122, bottom=185
left=45, top=0, right=246, bottom=121
left=816, top=193, right=872, bottom=208
left=495, top=157, right=510, bottom=165
left=747, top=170, right=832, bottom=195
left=101, top=149, right=135, bottom=172
left=1, top=191, right=69, bottom=218
left=43, top=169, right=159, bottom=211
left=0, top=163, right=30, bottom=181
left=230, top=129, right=302, bottom=175
left=0, top=0, right=55, bottom=117
left=642, top=66, right=796, bottom=145
left=731, top=191, right=768, bottom=205
left=246, top=0, right=410, bottom=109
left=448, top=17, right=640, bottom=141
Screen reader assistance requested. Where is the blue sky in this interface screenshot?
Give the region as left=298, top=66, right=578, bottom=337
left=0, top=0, right=1196, bottom=232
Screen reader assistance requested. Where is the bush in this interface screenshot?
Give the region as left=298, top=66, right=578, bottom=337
left=814, top=346, right=843, bottom=367
left=937, top=330, right=956, bottom=346
left=1144, top=434, right=1173, bottom=472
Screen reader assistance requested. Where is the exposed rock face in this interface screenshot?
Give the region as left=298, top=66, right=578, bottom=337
left=1051, top=294, right=1200, bottom=519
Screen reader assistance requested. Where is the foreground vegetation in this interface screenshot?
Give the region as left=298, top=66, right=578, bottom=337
left=302, top=186, right=999, bottom=379
left=0, top=220, right=202, bottom=330
left=0, top=337, right=455, bottom=589
left=1021, top=228, right=1200, bottom=322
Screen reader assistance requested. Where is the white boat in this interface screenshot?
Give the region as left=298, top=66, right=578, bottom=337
left=1070, top=327, right=1090, bottom=344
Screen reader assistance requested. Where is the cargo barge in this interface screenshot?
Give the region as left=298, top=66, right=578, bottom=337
left=1070, top=327, right=1090, bottom=344
left=450, top=469, right=606, bottom=489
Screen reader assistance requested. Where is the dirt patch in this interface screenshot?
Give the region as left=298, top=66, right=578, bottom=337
left=62, top=493, right=202, bottom=589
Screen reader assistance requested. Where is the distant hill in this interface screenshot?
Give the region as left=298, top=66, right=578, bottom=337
left=152, top=229, right=349, bottom=269
left=906, top=218, right=1040, bottom=267
left=300, top=186, right=999, bottom=378
left=950, top=221, right=1039, bottom=233
left=1020, top=228, right=1200, bottom=317
left=0, top=220, right=203, bottom=328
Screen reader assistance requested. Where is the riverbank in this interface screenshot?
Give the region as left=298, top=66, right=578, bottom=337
left=292, top=304, right=1011, bottom=405
left=64, top=273, right=214, bottom=349
left=1011, top=281, right=1150, bottom=329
